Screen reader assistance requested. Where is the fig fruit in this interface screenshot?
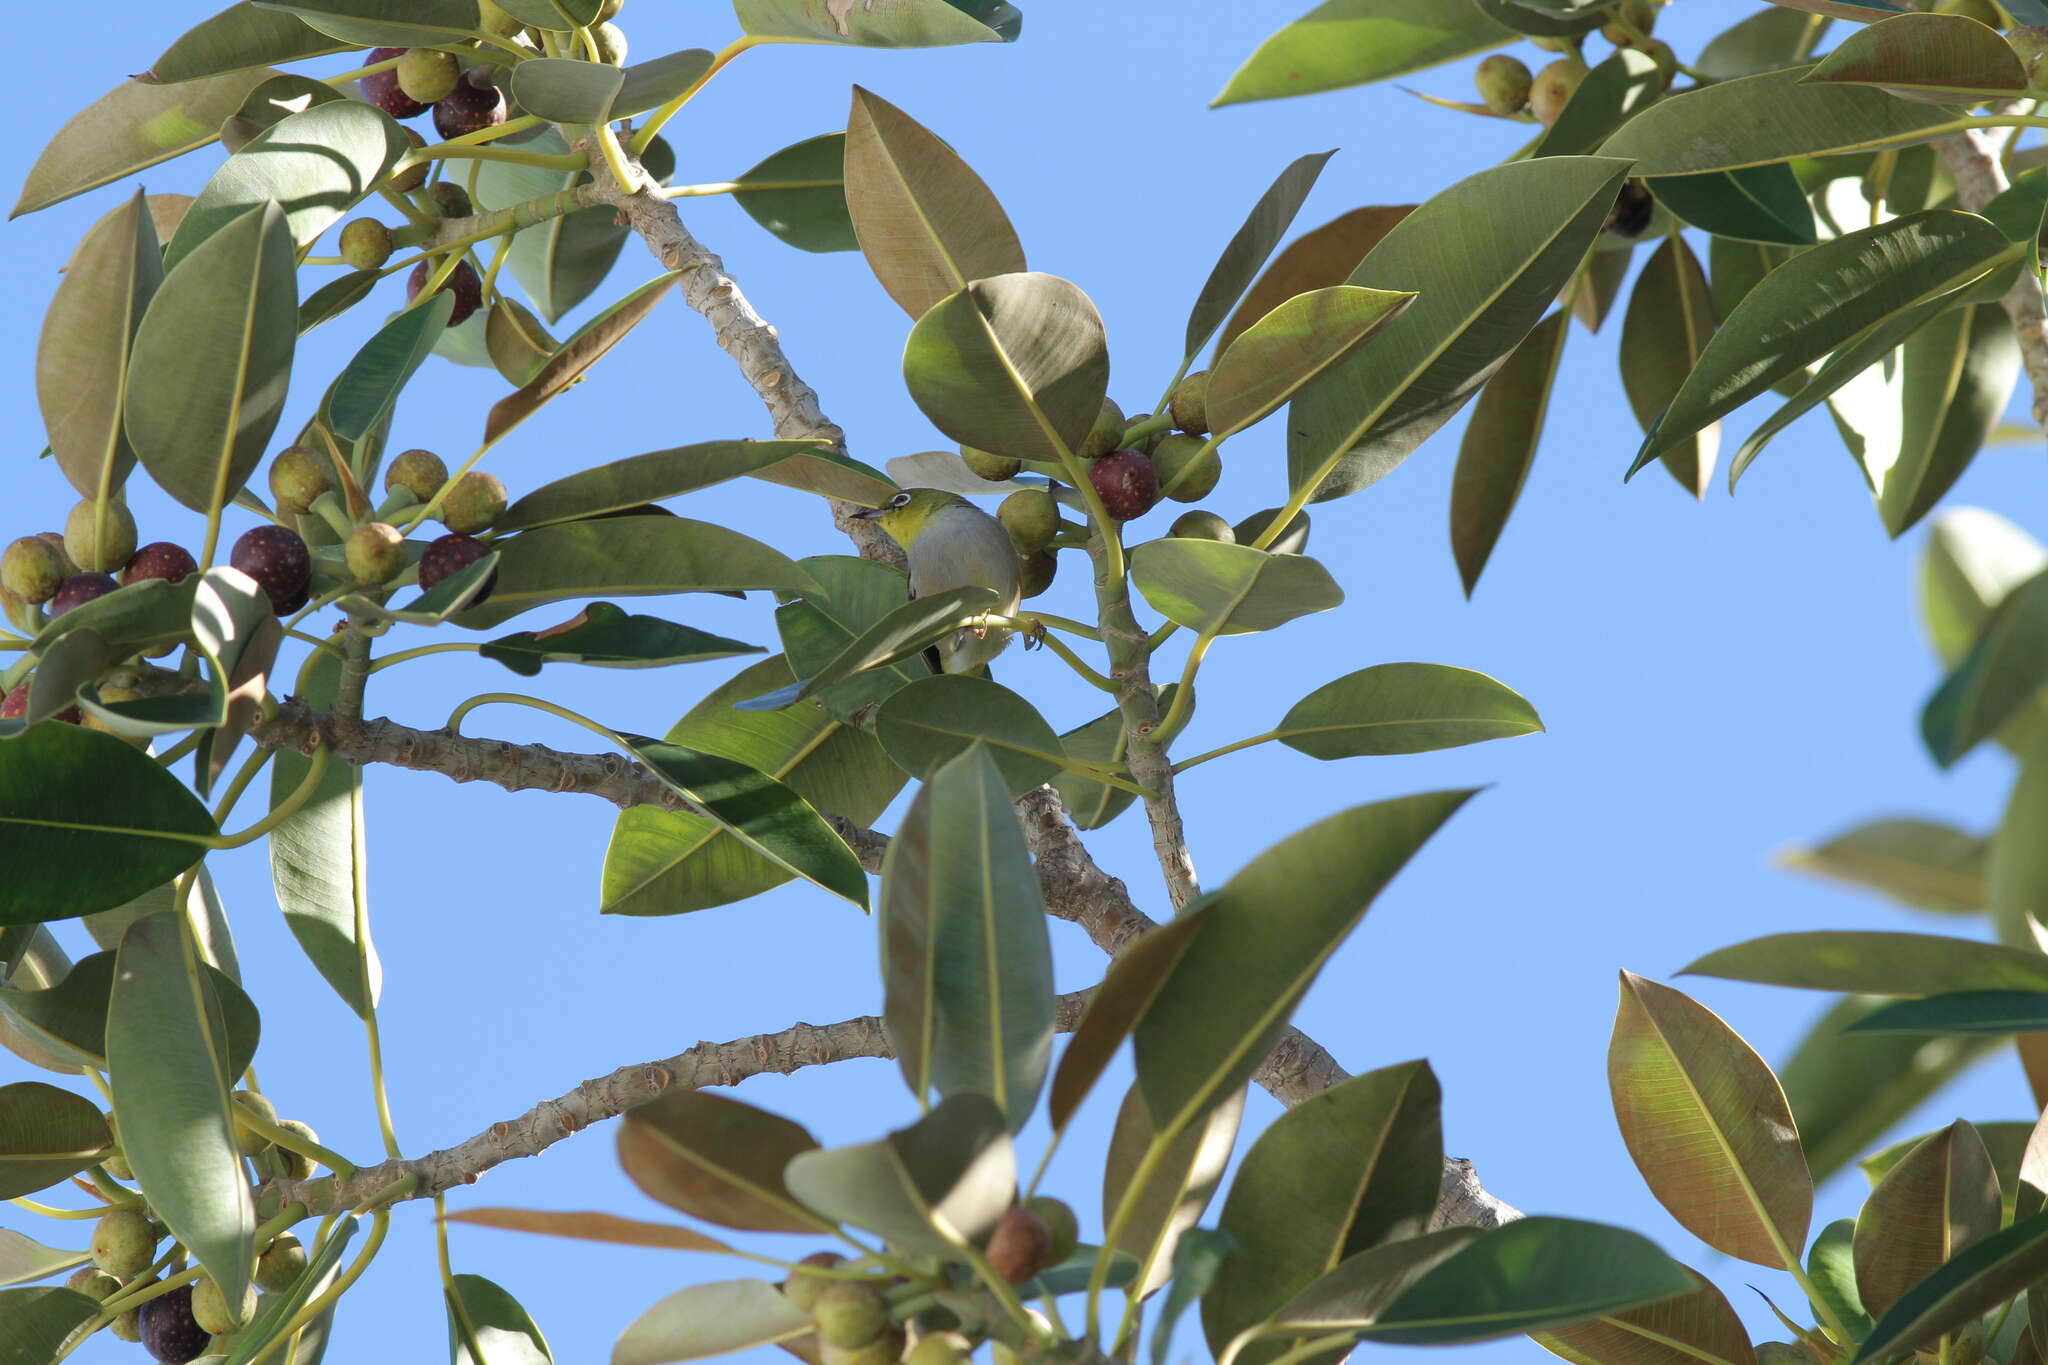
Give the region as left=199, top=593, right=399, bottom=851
left=1088, top=451, right=1158, bottom=522
left=229, top=526, right=312, bottom=615
left=63, top=499, right=137, bottom=573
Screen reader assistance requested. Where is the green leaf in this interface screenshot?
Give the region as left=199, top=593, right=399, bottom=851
left=1782, top=817, right=1987, bottom=913
left=1203, top=1061, right=1443, bottom=1365
left=1536, top=1267, right=1760, bottom=1365
left=1451, top=311, right=1568, bottom=595
left=1845, top=992, right=2048, bottom=1035
left=617, top=1091, right=830, bottom=1234
left=221, top=1214, right=356, bottom=1365
left=24, top=629, right=111, bottom=730
left=485, top=298, right=556, bottom=386
left=1050, top=707, right=1141, bottom=832
left=1221, top=206, right=1416, bottom=357
left=146, top=4, right=350, bottom=82
left=322, top=293, right=453, bottom=446
left=1208, top=286, right=1416, bottom=436
left=1805, top=13, right=2026, bottom=101
left=508, top=58, right=623, bottom=124
left=844, top=87, right=1024, bottom=321
left=108, top=912, right=254, bottom=1309
left=448, top=1273, right=551, bottom=1365
left=1853, top=1209, right=2048, bottom=1363
left=0, top=950, right=258, bottom=1078
left=0, top=727, right=216, bottom=924
left=251, top=0, right=479, bottom=45
left=453, top=516, right=820, bottom=630
left=1924, top=567, right=2048, bottom=767
left=612, top=1280, right=809, bottom=1365
left=1600, top=67, right=1967, bottom=176
left=301, top=270, right=380, bottom=335
left=37, top=192, right=163, bottom=501
left=1130, top=540, right=1343, bottom=637
left=783, top=1093, right=1016, bottom=1257
left=0, top=1230, right=88, bottom=1289
left=742, top=587, right=999, bottom=712
left=731, top=133, right=855, bottom=254
left=1136, top=791, right=1474, bottom=1133
left=0, top=1287, right=99, bottom=1364
left=1261, top=1226, right=1481, bottom=1340
left=470, top=129, right=633, bottom=324
left=12, top=69, right=277, bottom=218
left=1631, top=212, right=2015, bottom=478
left=491, top=0, right=601, bottom=29
left=904, top=273, right=1109, bottom=463
left=1806, top=1219, right=1875, bottom=1345
left=1923, top=508, right=2047, bottom=669
left=616, top=734, right=869, bottom=912
left=1103, top=1083, right=1244, bottom=1300
left=1213, top=0, right=1512, bottom=106
left=1854, top=1120, right=2001, bottom=1318
left=736, top=0, right=1014, bottom=46
left=1621, top=234, right=1720, bottom=498
left=1289, top=157, right=1631, bottom=503
left=480, top=603, right=760, bottom=677
left=1269, top=663, right=1543, bottom=759
left=1184, top=151, right=1336, bottom=362
left=0, top=1083, right=110, bottom=1198
left=747, top=448, right=899, bottom=508
left=484, top=270, right=679, bottom=446
left=1531, top=48, right=1666, bottom=159
left=1048, top=906, right=1212, bottom=1132
left=1651, top=166, right=1818, bottom=247
left=495, top=441, right=828, bottom=533
left=612, top=50, right=715, bottom=120
left=764, top=556, right=930, bottom=724
left=1609, top=972, right=1811, bottom=1267
left=217, top=72, right=346, bottom=153
left=879, top=744, right=1054, bottom=1130
left=1868, top=303, right=2019, bottom=536
left=1698, top=9, right=1831, bottom=80
left=1155, top=1230, right=1234, bottom=1365
left=875, top=674, right=1066, bottom=796
left=1687, top=931, right=2048, bottom=995
left=125, top=202, right=297, bottom=516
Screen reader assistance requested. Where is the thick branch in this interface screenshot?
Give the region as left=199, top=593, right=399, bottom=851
left=1938, top=126, right=2048, bottom=426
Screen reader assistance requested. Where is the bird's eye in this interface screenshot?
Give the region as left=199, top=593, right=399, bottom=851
left=889, top=492, right=912, bottom=508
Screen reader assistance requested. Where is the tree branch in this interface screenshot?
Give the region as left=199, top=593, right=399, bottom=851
left=1938, top=125, right=2048, bottom=426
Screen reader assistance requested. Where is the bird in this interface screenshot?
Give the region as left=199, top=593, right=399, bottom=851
left=853, top=489, right=1022, bottom=674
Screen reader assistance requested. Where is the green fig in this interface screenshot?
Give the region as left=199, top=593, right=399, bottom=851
left=439, top=471, right=507, bottom=535
left=1, top=536, right=66, bottom=604
left=65, top=1267, right=122, bottom=1301
left=997, top=488, right=1059, bottom=553
left=345, top=523, right=408, bottom=585
left=91, top=1208, right=157, bottom=1278
left=812, top=1282, right=890, bottom=1348
left=1170, top=509, right=1234, bottom=542
left=782, top=1251, right=846, bottom=1314
left=1474, top=54, right=1533, bottom=116
left=1079, top=396, right=1126, bottom=460
left=190, top=1275, right=258, bottom=1336
left=961, top=446, right=1021, bottom=481
left=904, top=1332, right=973, bottom=1365
left=385, top=449, right=448, bottom=502
left=396, top=48, right=461, bottom=104
left=389, top=129, right=429, bottom=193
left=255, top=1233, right=308, bottom=1294
left=1168, top=370, right=1211, bottom=436
left=338, top=219, right=392, bottom=272
left=268, top=447, right=332, bottom=516
left=1151, top=433, right=1219, bottom=502
left=1530, top=59, right=1586, bottom=126
left=272, top=1119, right=321, bottom=1181
left=1022, top=1196, right=1079, bottom=1265
left=63, top=499, right=137, bottom=573
left=229, top=1089, right=277, bottom=1158
left=593, top=21, right=628, bottom=65
left=1018, top=548, right=1057, bottom=598
left=1599, top=0, right=1655, bottom=44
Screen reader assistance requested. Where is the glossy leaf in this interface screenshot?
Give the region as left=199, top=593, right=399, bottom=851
left=617, top=1091, right=829, bottom=1234
left=765, top=555, right=930, bottom=724
left=1804, top=13, right=2026, bottom=100
left=484, top=271, right=679, bottom=445
left=903, top=273, right=1109, bottom=464
left=876, top=674, right=1066, bottom=796
left=1782, top=817, right=1987, bottom=913
left=448, top=1273, right=551, bottom=1365
left=1220, top=206, right=1415, bottom=355
left=1450, top=311, right=1567, bottom=595
left=146, top=4, right=350, bottom=82
left=1537, top=1267, right=1759, bottom=1365
left=1208, top=286, right=1416, bottom=436
left=844, top=87, right=1024, bottom=320
left=1855, top=1120, right=2000, bottom=1317
left=1213, top=0, right=1512, bottom=106
left=1049, top=907, right=1211, bottom=1132
left=612, top=1279, right=809, bottom=1365
left=742, top=587, right=998, bottom=711
left=1184, top=151, right=1335, bottom=361
left=1271, top=663, right=1543, bottom=759
left=1609, top=972, right=1811, bottom=1267
left=731, top=133, right=855, bottom=254
left=1103, top=1082, right=1244, bottom=1300
left=1868, top=303, right=2019, bottom=537
left=0, top=1083, right=110, bottom=1198
left=735, top=0, right=1014, bottom=47
left=1687, top=930, right=2048, bottom=995
left=1924, top=568, right=2048, bottom=767
left=481, top=604, right=760, bottom=677
left=1853, top=1209, right=2048, bottom=1363
left=125, top=202, right=298, bottom=515
left=497, top=441, right=832, bottom=533
left=783, top=1093, right=1016, bottom=1257
left=1621, top=235, right=1719, bottom=498
left=1807, top=1218, right=1876, bottom=1344
left=445, top=1208, right=736, bottom=1256
left=880, top=744, right=1054, bottom=1129
left=0, top=1287, right=99, bottom=1364
left=1649, top=165, right=1817, bottom=247
left=322, top=292, right=452, bottom=445
left=108, top=912, right=254, bottom=1308
left=38, top=192, right=162, bottom=501
left=1130, top=540, right=1343, bottom=637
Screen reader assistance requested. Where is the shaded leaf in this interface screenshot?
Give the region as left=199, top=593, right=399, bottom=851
left=0, top=1082, right=110, bottom=1198
left=0, top=950, right=258, bottom=1078
left=783, top=1094, right=1015, bottom=1258
left=254, top=0, right=478, bottom=45
left=1805, top=13, right=2026, bottom=101
left=1924, top=567, right=2048, bottom=767
left=731, top=133, right=855, bottom=254
left=0, top=1287, right=99, bottom=1364
left=1104, top=1082, right=1244, bottom=1300
left=612, top=1280, right=809, bottom=1365
left=1537, top=1267, right=1759, bottom=1365
left=448, top=1273, right=551, bottom=1365
left=1184, top=151, right=1335, bottom=361
left=618, top=1091, right=829, bottom=1234
left=38, top=192, right=163, bottom=501
left=1847, top=992, right=2048, bottom=1036
left=484, top=270, right=679, bottom=446
left=323, top=292, right=452, bottom=446
left=146, top=4, right=351, bottom=83
left=0, top=1229, right=88, bottom=1289
left=1855, top=1120, right=2000, bottom=1317
left=1854, top=1209, right=2048, bottom=1363
left=1213, top=0, right=1512, bottom=106
left=1531, top=48, right=1666, bottom=160
left=1220, top=206, right=1415, bottom=356
left=1621, top=235, right=1718, bottom=498
left=1049, top=906, right=1211, bottom=1132
left=1650, top=165, right=1818, bottom=247
left=1697, top=9, right=1831, bottom=81
left=1209, top=285, right=1416, bottom=436
left=1130, top=540, right=1343, bottom=637
left=1782, top=817, right=1987, bottom=914
left=1451, top=311, right=1568, bottom=595
left=1686, top=931, right=2048, bottom=995
left=481, top=604, right=760, bottom=677
left=1806, top=1218, right=1875, bottom=1345
left=875, top=675, right=1067, bottom=796
left=497, top=441, right=830, bottom=533
left=742, top=587, right=998, bottom=712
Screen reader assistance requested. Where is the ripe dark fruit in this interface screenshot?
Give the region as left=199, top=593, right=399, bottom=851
left=1152, top=433, right=1220, bottom=502
left=49, top=572, right=118, bottom=617
left=229, top=526, right=312, bottom=615
left=1605, top=179, right=1655, bottom=238
left=397, top=47, right=461, bottom=104
left=1474, top=54, right=1533, bottom=116
left=812, top=1282, right=889, bottom=1348
left=1023, top=1196, right=1080, bottom=1265
left=1088, top=451, right=1158, bottom=522
left=418, top=534, right=496, bottom=603
left=339, top=218, right=393, bottom=271
left=360, top=47, right=428, bottom=119
left=1530, top=59, right=1586, bottom=126
left=1170, top=509, right=1234, bottom=542
left=440, top=471, right=508, bottom=534
left=2, top=535, right=66, bottom=603
left=346, top=523, right=408, bottom=585
left=433, top=72, right=508, bottom=140
left=1018, top=548, right=1056, bottom=598
left=0, top=685, right=27, bottom=720
left=783, top=1251, right=847, bottom=1314
left=423, top=181, right=472, bottom=220
left=123, top=541, right=199, bottom=587
left=986, top=1205, right=1054, bottom=1283
left=1079, top=396, right=1126, bottom=460
left=961, top=446, right=1021, bottom=482
left=138, top=1284, right=212, bottom=1364
left=385, top=448, right=449, bottom=503
left=110, top=1282, right=153, bottom=1343
left=390, top=129, right=429, bottom=192
left=997, top=488, right=1059, bottom=553
left=1168, top=370, right=1212, bottom=437
left=268, top=447, right=332, bottom=516
left=64, top=499, right=137, bottom=572
left=408, top=258, right=484, bottom=327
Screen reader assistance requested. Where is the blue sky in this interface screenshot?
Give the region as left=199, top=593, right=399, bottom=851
left=5, top=2, right=2044, bottom=1362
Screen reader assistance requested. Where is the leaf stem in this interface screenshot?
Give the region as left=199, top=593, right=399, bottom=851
left=367, top=642, right=479, bottom=673
left=418, top=144, right=586, bottom=171
left=237, top=1110, right=357, bottom=1178
left=1171, top=731, right=1281, bottom=773
left=630, top=35, right=759, bottom=156
left=659, top=177, right=839, bottom=198
left=210, top=745, right=331, bottom=850
left=7, top=1198, right=106, bottom=1219
left=1154, top=630, right=1215, bottom=744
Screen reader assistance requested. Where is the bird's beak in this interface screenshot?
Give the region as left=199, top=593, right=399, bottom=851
left=851, top=504, right=886, bottom=519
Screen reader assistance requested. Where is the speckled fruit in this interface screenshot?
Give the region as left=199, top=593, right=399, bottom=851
left=230, top=1089, right=277, bottom=1158
left=339, top=218, right=393, bottom=271
left=0, top=685, right=31, bottom=721
left=255, top=1233, right=308, bottom=1294
left=229, top=526, right=312, bottom=615
left=1088, top=451, right=1158, bottom=522
left=49, top=572, right=118, bottom=617
left=64, top=499, right=137, bottom=573
left=268, top=447, right=332, bottom=516
left=272, top=1119, right=320, bottom=1180
left=820, top=1337, right=904, bottom=1365
left=397, top=47, right=461, bottom=104
left=1022, top=1196, right=1079, bottom=1265
left=65, top=1267, right=122, bottom=1301
left=418, top=534, right=496, bottom=602
left=1018, top=548, right=1056, bottom=598
left=986, top=1205, right=1053, bottom=1283
left=345, top=523, right=407, bottom=585
left=422, top=181, right=472, bottom=220
left=433, top=72, right=508, bottom=140
left=2015, top=28, right=2048, bottom=77
left=1152, top=433, right=1219, bottom=502
left=360, top=47, right=427, bottom=119
left=1599, top=0, right=1655, bottom=44
left=123, top=542, right=198, bottom=587
left=2, top=536, right=66, bottom=604
left=812, top=1282, right=890, bottom=1348
left=783, top=1251, right=847, bottom=1313
left=1079, top=396, right=1126, bottom=459
left=139, top=1284, right=212, bottom=1364
left=997, top=488, right=1059, bottom=553
left=1605, top=179, right=1655, bottom=238
left=593, top=21, right=628, bottom=64
left=1529, top=59, right=1585, bottom=125
left=1170, top=509, right=1234, bottom=542
left=385, top=449, right=449, bottom=502
left=904, top=1331, right=973, bottom=1365
left=91, top=1208, right=157, bottom=1278
left=440, top=471, right=507, bottom=534
left=1169, top=370, right=1211, bottom=436
left=190, top=1276, right=257, bottom=1336
left=408, top=258, right=484, bottom=327
left=1474, top=54, right=1532, bottom=116
left=961, top=446, right=1021, bottom=481
left=390, top=129, right=429, bottom=192
left=36, top=532, right=79, bottom=576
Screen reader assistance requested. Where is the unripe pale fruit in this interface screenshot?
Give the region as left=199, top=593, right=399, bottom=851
left=821, top=1338, right=903, bottom=1365
left=339, top=218, right=393, bottom=271
left=346, top=523, right=407, bottom=585
left=1474, top=54, right=1533, bottom=116
left=190, top=1276, right=257, bottom=1336
left=49, top=572, right=118, bottom=617
left=408, top=258, right=484, bottom=327
left=985, top=1205, right=1053, bottom=1283
left=123, top=542, right=198, bottom=587
left=64, top=500, right=137, bottom=573
left=477, top=0, right=523, bottom=35
left=1605, top=179, right=1655, bottom=238
left=390, top=129, right=430, bottom=193
left=1530, top=59, right=1585, bottom=125
left=110, top=1283, right=153, bottom=1343
left=360, top=48, right=427, bottom=119
left=1089, top=451, right=1158, bottom=522
left=272, top=1119, right=321, bottom=1180
left=1079, top=396, right=1126, bottom=460
left=1152, top=433, right=1220, bottom=502
left=422, top=181, right=472, bottom=220
left=1599, top=0, right=1655, bottom=44
left=433, top=72, right=509, bottom=140
left=103, top=1112, right=134, bottom=1180
left=812, top=1282, right=890, bottom=1348
left=1168, top=370, right=1211, bottom=436
left=2014, top=29, right=2048, bottom=77
left=904, top=1332, right=974, bottom=1365
left=782, top=1251, right=846, bottom=1314
left=256, top=1233, right=308, bottom=1294
left=385, top=449, right=448, bottom=502
left=268, top=447, right=332, bottom=516
left=1022, top=1196, right=1079, bottom=1265
left=2, top=536, right=66, bottom=604
left=418, top=534, right=496, bottom=602
left=397, top=47, right=461, bottom=104
left=66, top=1267, right=122, bottom=1301
left=84, top=685, right=149, bottom=745
left=230, top=1089, right=277, bottom=1158
left=1018, top=548, right=1056, bottom=598
left=229, top=526, right=312, bottom=615
left=598, top=0, right=624, bottom=17
left=998, top=488, right=1059, bottom=553
left=1170, top=509, right=1234, bottom=542
left=593, top=21, right=628, bottom=65
left=92, top=1208, right=157, bottom=1278
left=139, top=1284, right=212, bottom=1364
left=440, top=471, right=507, bottom=535
left=961, top=446, right=1021, bottom=482
left=36, top=532, right=79, bottom=576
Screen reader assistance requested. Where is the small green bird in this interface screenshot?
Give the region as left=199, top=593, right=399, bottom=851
left=855, top=488, right=1022, bottom=674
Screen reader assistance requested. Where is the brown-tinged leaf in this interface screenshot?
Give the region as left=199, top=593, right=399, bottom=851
left=1573, top=245, right=1633, bottom=334
left=1855, top=1119, right=2000, bottom=1318
left=1536, top=1266, right=1759, bottom=1365
left=1048, top=907, right=1212, bottom=1132
left=1218, top=206, right=1415, bottom=356
left=1451, top=310, right=1568, bottom=596
left=443, top=1207, right=738, bottom=1255
left=617, top=1091, right=832, bottom=1234
left=483, top=271, right=678, bottom=445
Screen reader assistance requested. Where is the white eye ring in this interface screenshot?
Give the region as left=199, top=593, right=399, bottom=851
left=889, top=492, right=912, bottom=508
